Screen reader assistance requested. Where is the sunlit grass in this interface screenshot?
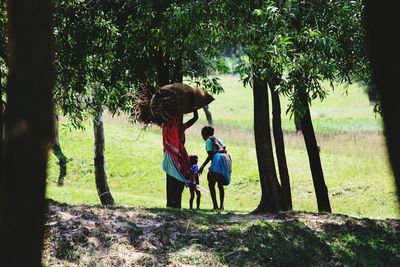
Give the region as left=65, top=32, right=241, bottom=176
left=200, top=75, right=382, bottom=132
left=46, top=75, right=398, bottom=219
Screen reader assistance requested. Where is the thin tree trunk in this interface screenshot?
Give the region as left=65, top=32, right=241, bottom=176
left=53, top=141, right=67, bottom=186
left=364, top=2, right=400, bottom=202
left=294, top=116, right=302, bottom=134
left=93, top=111, right=115, bottom=206
left=153, top=2, right=170, bottom=87
left=0, top=0, right=54, bottom=265
left=52, top=113, right=67, bottom=186
left=252, top=75, right=286, bottom=213
left=155, top=51, right=170, bottom=86
left=171, top=57, right=183, bottom=83
left=270, top=81, right=292, bottom=210
left=156, top=52, right=173, bottom=207
left=300, top=97, right=331, bottom=212
left=203, top=105, right=213, bottom=125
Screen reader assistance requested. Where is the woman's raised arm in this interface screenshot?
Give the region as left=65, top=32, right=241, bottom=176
left=183, top=109, right=198, bottom=129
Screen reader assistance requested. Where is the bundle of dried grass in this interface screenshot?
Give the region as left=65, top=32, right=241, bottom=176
left=132, top=83, right=214, bottom=126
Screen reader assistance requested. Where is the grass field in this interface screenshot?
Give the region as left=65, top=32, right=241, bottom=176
left=46, top=75, right=399, bottom=219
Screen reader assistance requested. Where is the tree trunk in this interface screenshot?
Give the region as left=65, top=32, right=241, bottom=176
left=153, top=2, right=170, bottom=87
left=171, top=57, right=183, bottom=83
left=155, top=51, right=170, bottom=86
left=0, top=77, right=3, bottom=150
left=155, top=51, right=172, bottom=207
left=0, top=45, right=4, bottom=148
left=0, top=0, right=54, bottom=265
left=294, top=116, right=302, bottom=134
left=364, top=2, right=400, bottom=203
left=203, top=105, right=213, bottom=125
left=51, top=113, right=67, bottom=186
left=252, top=75, right=286, bottom=213
left=93, top=111, right=115, bottom=206
left=300, top=97, right=331, bottom=212
left=270, top=82, right=292, bottom=210
left=53, top=141, right=67, bottom=186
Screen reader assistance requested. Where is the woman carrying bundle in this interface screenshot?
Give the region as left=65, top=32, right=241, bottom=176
left=133, top=82, right=213, bottom=209
left=199, top=126, right=232, bottom=211
left=162, top=110, right=198, bottom=209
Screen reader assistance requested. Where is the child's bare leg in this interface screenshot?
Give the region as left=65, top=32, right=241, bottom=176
left=196, top=190, right=201, bottom=209
left=208, top=173, right=218, bottom=210
left=189, top=187, right=195, bottom=210
left=218, top=181, right=224, bottom=210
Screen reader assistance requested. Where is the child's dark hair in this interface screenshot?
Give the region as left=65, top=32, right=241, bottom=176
left=189, top=155, right=198, bottom=164
left=201, top=126, right=214, bottom=136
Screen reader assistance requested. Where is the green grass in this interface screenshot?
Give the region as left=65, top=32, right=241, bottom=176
left=197, top=75, right=382, bottom=132
left=46, top=75, right=399, bottom=219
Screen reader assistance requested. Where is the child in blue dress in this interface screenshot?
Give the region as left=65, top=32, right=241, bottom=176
left=188, top=155, right=201, bottom=209
left=199, top=126, right=232, bottom=211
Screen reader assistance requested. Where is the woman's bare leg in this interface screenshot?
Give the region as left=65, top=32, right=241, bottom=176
left=175, top=181, right=185, bottom=209
left=166, top=175, right=174, bottom=208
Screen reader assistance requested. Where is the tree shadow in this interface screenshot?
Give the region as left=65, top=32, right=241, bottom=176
left=319, top=217, right=400, bottom=266
left=44, top=200, right=400, bottom=266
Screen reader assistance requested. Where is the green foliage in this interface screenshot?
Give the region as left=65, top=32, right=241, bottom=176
left=1, top=0, right=370, bottom=124
left=233, top=0, right=292, bottom=83
left=227, top=0, right=369, bottom=119
left=50, top=0, right=231, bottom=128
left=278, top=0, right=369, bottom=118
left=53, top=0, right=124, bottom=126
left=192, top=77, right=224, bottom=95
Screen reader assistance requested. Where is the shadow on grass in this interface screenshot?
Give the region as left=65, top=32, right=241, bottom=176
left=320, top=217, right=400, bottom=266
left=44, top=200, right=400, bottom=267
left=120, top=207, right=400, bottom=266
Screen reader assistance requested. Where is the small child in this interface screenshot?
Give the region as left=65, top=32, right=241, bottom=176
left=188, top=155, right=201, bottom=210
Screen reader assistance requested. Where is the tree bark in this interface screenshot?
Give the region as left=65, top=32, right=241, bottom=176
left=153, top=2, right=170, bottom=87
left=93, top=111, right=115, bottom=206
left=252, top=75, right=286, bottom=213
left=294, top=116, right=302, bottom=134
left=299, top=96, right=331, bottom=212
left=0, top=0, right=55, bottom=265
left=155, top=51, right=172, bottom=207
left=363, top=1, right=400, bottom=203
left=171, top=57, right=183, bottom=83
left=203, top=105, right=213, bottom=125
left=270, top=82, right=292, bottom=210
left=155, top=51, right=170, bottom=86
left=53, top=140, right=67, bottom=186
left=51, top=112, right=67, bottom=186
left=0, top=75, right=3, bottom=150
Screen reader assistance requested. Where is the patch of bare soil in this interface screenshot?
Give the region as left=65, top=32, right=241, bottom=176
left=43, top=200, right=400, bottom=267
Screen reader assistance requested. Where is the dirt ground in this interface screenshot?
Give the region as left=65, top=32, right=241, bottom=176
left=43, top=200, right=400, bottom=267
